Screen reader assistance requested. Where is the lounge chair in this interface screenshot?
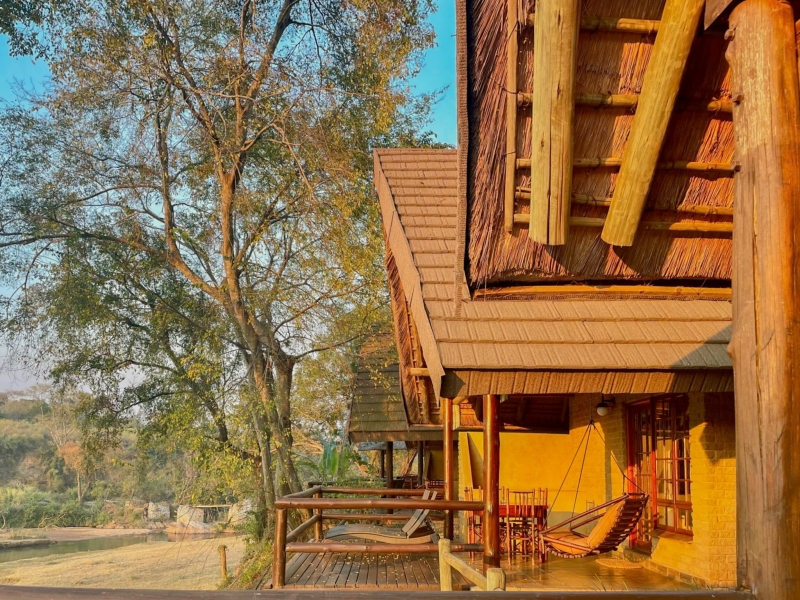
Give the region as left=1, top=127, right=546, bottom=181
left=538, top=493, right=649, bottom=559
left=324, top=490, right=439, bottom=545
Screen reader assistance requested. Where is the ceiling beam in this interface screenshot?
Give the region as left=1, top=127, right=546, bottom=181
left=705, top=0, right=741, bottom=28
left=601, top=0, right=705, bottom=247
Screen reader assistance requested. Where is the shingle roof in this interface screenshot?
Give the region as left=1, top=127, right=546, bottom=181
left=374, top=148, right=733, bottom=399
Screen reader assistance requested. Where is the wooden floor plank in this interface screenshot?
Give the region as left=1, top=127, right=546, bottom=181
left=311, top=551, right=336, bottom=587
left=355, top=553, right=370, bottom=588
left=323, top=552, right=345, bottom=587
left=336, top=553, right=355, bottom=587
left=345, top=552, right=361, bottom=588
left=295, top=553, right=322, bottom=587
left=393, top=554, right=408, bottom=588
left=285, top=552, right=313, bottom=586
left=409, top=554, right=427, bottom=588
left=376, top=554, right=388, bottom=587
left=417, top=555, right=438, bottom=589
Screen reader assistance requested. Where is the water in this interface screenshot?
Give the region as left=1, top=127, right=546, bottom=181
left=0, top=532, right=228, bottom=564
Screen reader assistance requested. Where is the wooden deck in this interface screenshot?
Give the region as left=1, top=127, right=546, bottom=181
left=277, top=551, right=469, bottom=590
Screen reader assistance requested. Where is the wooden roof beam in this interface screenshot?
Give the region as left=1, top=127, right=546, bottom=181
left=517, top=92, right=733, bottom=113
left=503, top=0, right=518, bottom=233
left=516, top=157, right=736, bottom=172
left=601, top=0, right=705, bottom=247
left=526, top=14, right=660, bottom=34
left=513, top=214, right=732, bottom=233
left=514, top=190, right=734, bottom=216
left=528, top=0, right=581, bottom=245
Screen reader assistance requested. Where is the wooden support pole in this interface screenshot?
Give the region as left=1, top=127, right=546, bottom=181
left=529, top=0, right=581, bottom=245
left=418, top=441, right=425, bottom=487
left=601, top=0, right=705, bottom=246
left=504, top=0, right=518, bottom=232
left=725, top=2, right=800, bottom=598
left=483, top=394, right=500, bottom=570
left=218, top=545, right=228, bottom=586
left=272, top=508, right=287, bottom=588
left=385, top=441, right=394, bottom=514
left=443, top=397, right=454, bottom=539
left=313, top=489, right=323, bottom=541
left=438, top=538, right=453, bottom=591
left=379, top=449, right=385, bottom=479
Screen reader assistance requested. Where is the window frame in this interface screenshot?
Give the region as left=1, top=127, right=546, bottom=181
left=626, top=394, right=693, bottom=548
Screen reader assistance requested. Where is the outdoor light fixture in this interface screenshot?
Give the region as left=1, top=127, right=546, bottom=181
left=595, top=398, right=616, bottom=417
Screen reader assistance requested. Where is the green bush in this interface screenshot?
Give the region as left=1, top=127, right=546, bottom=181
left=0, top=486, right=111, bottom=528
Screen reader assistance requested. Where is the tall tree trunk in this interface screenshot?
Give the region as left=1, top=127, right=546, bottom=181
left=250, top=352, right=302, bottom=493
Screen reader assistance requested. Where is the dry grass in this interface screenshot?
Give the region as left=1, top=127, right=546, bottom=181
left=466, top=0, right=733, bottom=286
left=0, top=536, right=245, bottom=590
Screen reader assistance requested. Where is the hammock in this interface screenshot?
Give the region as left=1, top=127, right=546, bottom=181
left=538, top=493, right=649, bottom=559
left=538, top=418, right=649, bottom=560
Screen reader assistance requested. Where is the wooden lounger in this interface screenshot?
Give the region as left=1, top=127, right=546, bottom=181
left=325, top=490, right=439, bottom=545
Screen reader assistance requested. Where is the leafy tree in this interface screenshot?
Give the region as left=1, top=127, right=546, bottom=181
left=0, top=0, right=435, bottom=511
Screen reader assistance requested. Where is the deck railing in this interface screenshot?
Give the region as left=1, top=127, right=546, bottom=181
left=272, top=485, right=483, bottom=588
left=438, top=538, right=505, bottom=591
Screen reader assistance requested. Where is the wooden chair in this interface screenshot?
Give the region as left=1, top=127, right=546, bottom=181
left=325, top=490, right=439, bottom=545
left=538, top=493, right=649, bottom=560
left=504, top=488, right=547, bottom=558
left=464, top=487, right=483, bottom=556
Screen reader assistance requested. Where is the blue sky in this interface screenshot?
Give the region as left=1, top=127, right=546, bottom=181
left=0, top=0, right=458, bottom=143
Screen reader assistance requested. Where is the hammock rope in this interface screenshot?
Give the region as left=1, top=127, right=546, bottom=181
left=548, top=410, right=645, bottom=522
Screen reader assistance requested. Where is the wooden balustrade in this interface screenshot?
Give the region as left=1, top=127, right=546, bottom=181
left=271, top=488, right=484, bottom=588
left=439, top=539, right=505, bottom=592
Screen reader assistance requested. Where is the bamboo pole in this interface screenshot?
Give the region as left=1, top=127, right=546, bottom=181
left=516, top=157, right=735, bottom=172
left=601, top=0, right=705, bottom=246
left=512, top=213, right=732, bottom=233
left=473, top=284, right=732, bottom=300
left=483, top=395, right=500, bottom=570
left=443, top=397, right=454, bottom=539
left=526, top=13, right=660, bottom=34
left=725, top=2, right=800, bottom=597
left=514, top=190, right=734, bottom=216
left=529, top=0, right=581, bottom=245
left=518, top=92, right=733, bottom=113
left=504, top=0, right=518, bottom=232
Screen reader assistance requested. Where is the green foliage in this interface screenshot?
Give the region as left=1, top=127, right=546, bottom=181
left=0, top=0, right=438, bottom=510
left=0, top=486, right=104, bottom=528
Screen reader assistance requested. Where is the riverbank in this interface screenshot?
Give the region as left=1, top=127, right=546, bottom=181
left=0, top=527, right=156, bottom=544
left=0, top=535, right=245, bottom=589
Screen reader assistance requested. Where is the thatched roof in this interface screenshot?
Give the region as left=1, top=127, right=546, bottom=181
left=345, top=335, right=442, bottom=442
left=375, top=148, right=733, bottom=421
left=456, top=0, right=734, bottom=287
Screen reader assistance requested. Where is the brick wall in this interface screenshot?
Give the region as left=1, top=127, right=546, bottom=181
left=621, top=392, right=737, bottom=588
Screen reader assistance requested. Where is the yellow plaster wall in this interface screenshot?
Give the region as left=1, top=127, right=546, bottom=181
left=457, top=396, right=624, bottom=525
left=455, top=393, right=736, bottom=587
